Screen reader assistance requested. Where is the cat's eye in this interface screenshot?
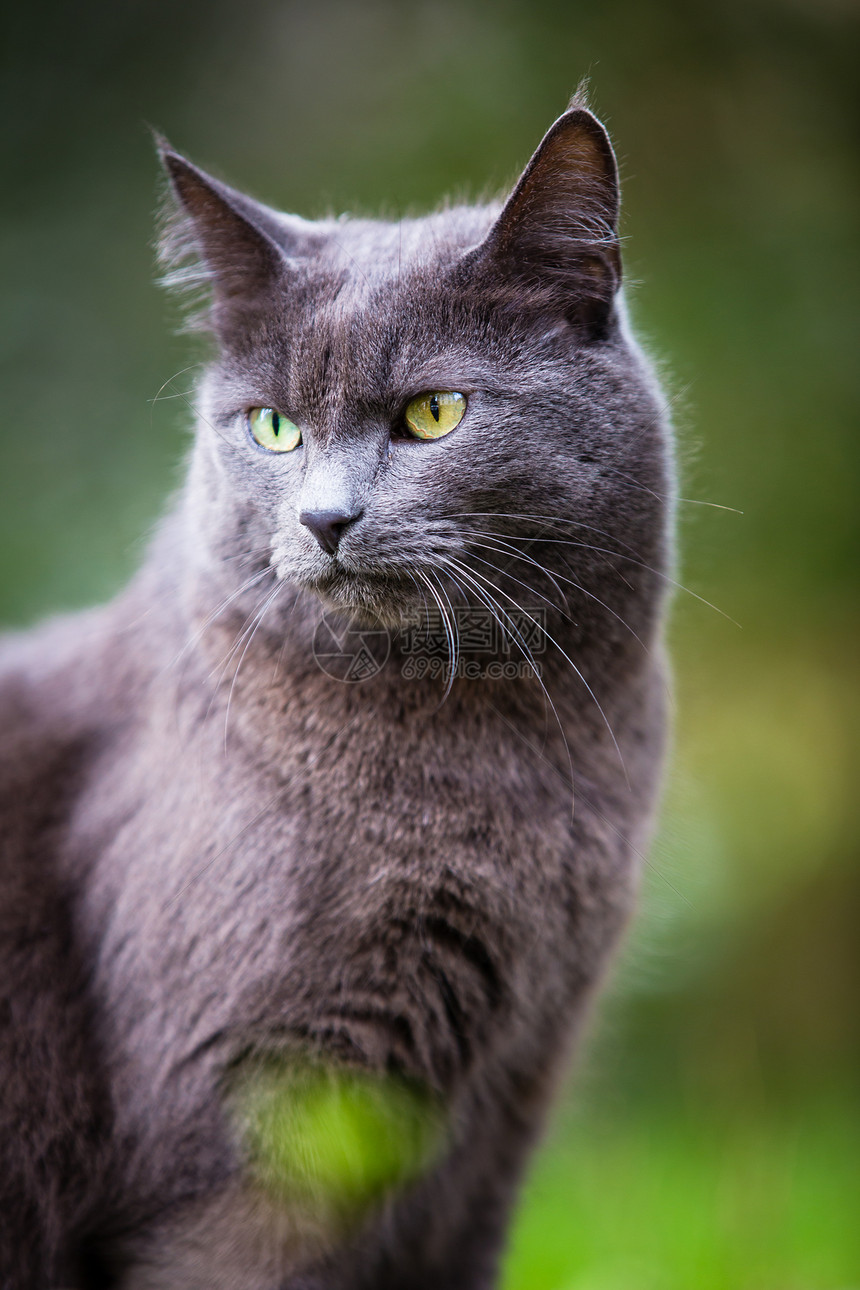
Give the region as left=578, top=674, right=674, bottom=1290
left=404, top=392, right=466, bottom=441
left=247, top=407, right=302, bottom=453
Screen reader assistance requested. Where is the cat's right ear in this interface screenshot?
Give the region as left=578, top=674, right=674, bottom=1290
left=464, top=103, right=622, bottom=338
left=156, top=138, right=293, bottom=340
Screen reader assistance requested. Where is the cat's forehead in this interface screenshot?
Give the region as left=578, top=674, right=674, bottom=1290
left=307, top=204, right=499, bottom=280
left=255, top=206, right=504, bottom=414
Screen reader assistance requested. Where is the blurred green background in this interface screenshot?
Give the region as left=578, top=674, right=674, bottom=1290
left=2, top=1, right=857, bottom=1285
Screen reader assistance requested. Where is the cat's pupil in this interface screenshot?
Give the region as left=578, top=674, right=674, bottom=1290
left=272, top=411, right=280, bottom=436
left=429, top=395, right=440, bottom=422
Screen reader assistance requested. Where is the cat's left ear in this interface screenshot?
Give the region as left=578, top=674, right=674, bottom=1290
left=156, top=138, right=304, bottom=340
left=470, top=104, right=621, bottom=337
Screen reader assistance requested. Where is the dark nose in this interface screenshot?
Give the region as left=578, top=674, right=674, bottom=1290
left=299, top=507, right=362, bottom=555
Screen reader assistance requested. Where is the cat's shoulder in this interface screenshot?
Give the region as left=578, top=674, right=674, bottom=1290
left=0, top=605, right=130, bottom=791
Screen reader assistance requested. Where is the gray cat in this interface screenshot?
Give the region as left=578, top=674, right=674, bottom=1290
left=0, top=96, right=673, bottom=1287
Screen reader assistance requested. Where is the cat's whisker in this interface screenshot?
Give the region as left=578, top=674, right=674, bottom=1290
left=207, top=595, right=270, bottom=697
left=468, top=541, right=673, bottom=711
left=412, top=569, right=451, bottom=692
left=439, top=557, right=544, bottom=691
left=465, top=539, right=652, bottom=659
left=436, top=571, right=463, bottom=693
left=515, top=536, right=740, bottom=626
left=418, top=567, right=459, bottom=703
left=453, top=511, right=646, bottom=561
left=433, top=568, right=463, bottom=693
left=437, top=562, right=484, bottom=694
left=218, top=548, right=273, bottom=564
left=165, top=567, right=272, bottom=679
left=455, top=517, right=674, bottom=611
left=457, top=544, right=567, bottom=617
left=155, top=379, right=248, bottom=462
left=675, top=498, right=742, bottom=513
left=454, top=527, right=570, bottom=602
left=401, top=569, right=438, bottom=666
left=464, top=545, right=572, bottom=617
left=222, top=581, right=285, bottom=752
left=438, top=555, right=575, bottom=817
left=468, top=535, right=569, bottom=605
left=446, top=554, right=629, bottom=789
left=148, top=363, right=205, bottom=423
left=457, top=518, right=737, bottom=625
left=602, top=467, right=743, bottom=514
left=454, top=512, right=645, bottom=588
left=202, top=581, right=283, bottom=728
left=461, top=537, right=671, bottom=718
left=407, top=569, right=431, bottom=626
left=159, top=566, right=275, bottom=756
left=459, top=510, right=732, bottom=623
left=439, top=556, right=538, bottom=687
left=147, top=388, right=195, bottom=401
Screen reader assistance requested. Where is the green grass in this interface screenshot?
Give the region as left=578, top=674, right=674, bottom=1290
left=503, top=1095, right=860, bottom=1290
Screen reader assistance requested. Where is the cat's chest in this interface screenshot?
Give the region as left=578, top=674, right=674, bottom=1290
left=79, top=681, right=557, bottom=1033
left=70, top=668, right=627, bottom=1215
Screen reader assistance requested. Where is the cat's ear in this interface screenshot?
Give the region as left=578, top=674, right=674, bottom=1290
left=470, top=104, right=621, bottom=336
left=156, top=138, right=295, bottom=339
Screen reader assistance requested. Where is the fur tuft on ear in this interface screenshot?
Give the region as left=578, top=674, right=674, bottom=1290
left=155, top=138, right=289, bottom=339
left=470, top=103, right=622, bottom=337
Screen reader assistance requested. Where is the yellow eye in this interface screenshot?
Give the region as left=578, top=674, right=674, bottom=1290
left=247, top=407, right=302, bottom=452
left=404, top=392, right=466, bottom=441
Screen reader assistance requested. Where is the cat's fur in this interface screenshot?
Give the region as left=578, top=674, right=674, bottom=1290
left=0, top=99, right=673, bottom=1287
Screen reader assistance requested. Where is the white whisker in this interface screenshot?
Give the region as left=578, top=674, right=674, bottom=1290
left=445, top=555, right=629, bottom=788
left=466, top=539, right=651, bottom=658
left=439, top=555, right=575, bottom=818
left=223, top=582, right=284, bottom=752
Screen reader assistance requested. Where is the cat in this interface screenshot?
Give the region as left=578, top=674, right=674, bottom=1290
left=0, top=94, right=673, bottom=1287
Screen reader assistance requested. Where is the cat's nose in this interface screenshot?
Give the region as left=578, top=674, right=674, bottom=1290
left=299, top=507, right=362, bottom=555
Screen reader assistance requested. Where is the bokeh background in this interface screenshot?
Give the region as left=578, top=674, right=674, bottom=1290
left=2, top=1, right=858, bottom=1285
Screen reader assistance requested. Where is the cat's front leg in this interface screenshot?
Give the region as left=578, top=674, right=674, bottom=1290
left=118, top=1054, right=546, bottom=1290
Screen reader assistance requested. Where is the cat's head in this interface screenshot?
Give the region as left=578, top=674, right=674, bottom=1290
left=159, top=100, right=669, bottom=648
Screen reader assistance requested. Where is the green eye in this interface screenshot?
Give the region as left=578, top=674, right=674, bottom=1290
left=404, top=391, right=466, bottom=441
left=247, top=406, right=302, bottom=452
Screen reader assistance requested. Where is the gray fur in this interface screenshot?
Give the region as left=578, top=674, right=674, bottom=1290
left=0, top=101, right=673, bottom=1287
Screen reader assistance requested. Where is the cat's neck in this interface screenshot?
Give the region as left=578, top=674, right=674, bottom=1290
left=112, top=492, right=654, bottom=781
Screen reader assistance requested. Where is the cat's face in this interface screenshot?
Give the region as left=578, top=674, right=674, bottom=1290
left=162, top=106, right=669, bottom=641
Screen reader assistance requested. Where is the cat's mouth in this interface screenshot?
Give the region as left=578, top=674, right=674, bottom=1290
left=301, top=562, right=423, bottom=629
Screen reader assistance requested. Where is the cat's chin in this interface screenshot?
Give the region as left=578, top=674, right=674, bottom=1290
left=301, top=567, right=421, bottom=631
